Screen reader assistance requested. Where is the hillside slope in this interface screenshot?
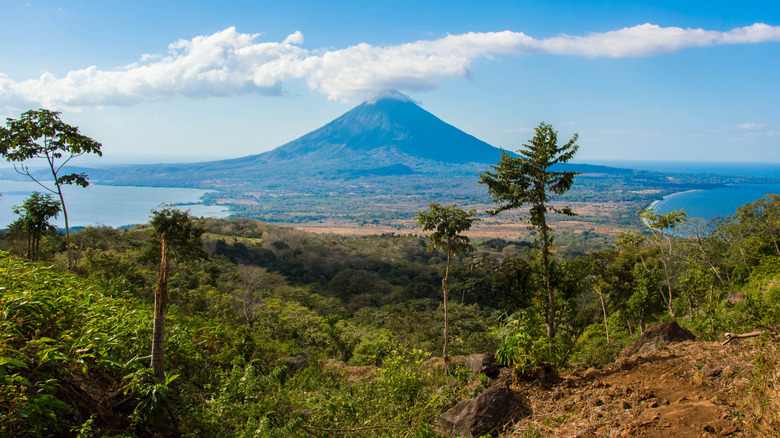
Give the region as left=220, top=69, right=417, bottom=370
left=505, top=338, right=778, bottom=437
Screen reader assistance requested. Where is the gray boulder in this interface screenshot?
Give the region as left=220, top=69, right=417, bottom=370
left=440, top=381, right=519, bottom=437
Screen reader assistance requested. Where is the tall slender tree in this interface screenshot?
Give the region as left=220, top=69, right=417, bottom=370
left=149, top=207, right=205, bottom=381
left=479, top=122, right=579, bottom=338
left=416, top=203, right=478, bottom=372
left=639, top=209, right=688, bottom=318
left=0, top=109, right=102, bottom=269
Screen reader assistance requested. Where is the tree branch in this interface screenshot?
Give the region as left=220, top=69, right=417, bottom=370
left=13, top=163, right=56, bottom=193
left=722, top=330, right=763, bottom=345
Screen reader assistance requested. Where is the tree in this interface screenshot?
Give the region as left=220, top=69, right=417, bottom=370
left=149, top=207, right=205, bottom=381
left=0, top=109, right=102, bottom=270
left=415, top=203, right=478, bottom=371
left=639, top=209, right=688, bottom=318
left=479, top=122, right=579, bottom=338
left=9, top=192, right=61, bottom=261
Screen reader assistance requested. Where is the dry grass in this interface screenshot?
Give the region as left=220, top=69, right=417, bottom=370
left=745, top=338, right=780, bottom=436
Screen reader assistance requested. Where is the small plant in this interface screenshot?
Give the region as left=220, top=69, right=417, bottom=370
left=496, top=309, right=566, bottom=374
left=126, top=369, right=180, bottom=435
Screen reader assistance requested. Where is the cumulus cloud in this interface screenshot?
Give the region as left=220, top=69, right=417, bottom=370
left=1, top=23, right=779, bottom=108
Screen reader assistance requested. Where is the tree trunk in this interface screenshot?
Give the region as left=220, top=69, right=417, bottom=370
left=660, top=259, right=675, bottom=318
left=173, top=253, right=183, bottom=308
left=151, top=233, right=169, bottom=382
left=442, top=251, right=451, bottom=375
left=55, top=186, right=74, bottom=270
left=596, top=288, right=610, bottom=344
left=540, top=221, right=556, bottom=338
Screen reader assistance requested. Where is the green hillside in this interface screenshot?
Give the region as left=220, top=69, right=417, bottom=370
left=1, top=193, right=779, bottom=436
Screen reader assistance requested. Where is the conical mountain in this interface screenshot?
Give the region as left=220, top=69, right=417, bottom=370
left=249, top=91, right=505, bottom=166
left=87, top=92, right=624, bottom=189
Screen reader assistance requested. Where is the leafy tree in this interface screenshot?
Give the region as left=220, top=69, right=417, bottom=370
left=733, top=194, right=780, bottom=256
left=479, top=122, right=579, bottom=338
left=149, top=207, right=205, bottom=381
left=639, top=209, right=688, bottom=318
left=8, top=192, right=61, bottom=261
left=0, top=109, right=102, bottom=269
left=682, top=217, right=731, bottom=286
left=415, top=203, right=478, bottom=371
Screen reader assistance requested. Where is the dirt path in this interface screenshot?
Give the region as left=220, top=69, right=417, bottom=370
left=506, top=339, right=775, bottom=437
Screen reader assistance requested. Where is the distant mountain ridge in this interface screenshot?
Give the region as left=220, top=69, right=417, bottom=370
left=65, top=91, right=759, bottom=226
left=87, top=92, right=630, bottom=188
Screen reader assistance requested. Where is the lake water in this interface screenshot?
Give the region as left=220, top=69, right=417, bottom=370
left=0, top=180, right=230, bottom=229
left=650, top=183, right=780, bottom=220
left=593, top=161, right=780, bottom=221
left=3, top=161, right=778, bottom=228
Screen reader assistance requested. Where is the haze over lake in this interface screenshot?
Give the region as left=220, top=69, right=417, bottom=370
left=0, top=180, right=229, bottom=229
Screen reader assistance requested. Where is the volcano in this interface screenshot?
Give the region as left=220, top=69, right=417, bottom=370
left=83, top=92, right=638, bottom=225
left=255, top=91, right=505, bottom=166
left=89, top=92, right=514, bottom=187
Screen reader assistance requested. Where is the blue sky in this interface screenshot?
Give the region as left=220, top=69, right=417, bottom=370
left=1, top=0, right=779, bottom=165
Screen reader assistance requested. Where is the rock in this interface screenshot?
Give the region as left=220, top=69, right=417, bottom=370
left=525, top=363, right=560, bottom=388
left=622, top=321, right=696, bottom=357
left=583, top=367, right=601, bottom=379
left=286, top=351, right=313, bottom=371
left=703, top=364, right=723, bottom=378
left=440, top=381, right=519, bottom=437
left=464, top=353, right=502, bottom=378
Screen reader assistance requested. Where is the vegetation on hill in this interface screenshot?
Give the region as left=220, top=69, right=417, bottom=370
left=1, top=111, right=778, bottom=436
left=0, top=192, right=778, bottom=436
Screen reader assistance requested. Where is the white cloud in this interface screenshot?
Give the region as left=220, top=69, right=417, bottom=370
left=2, top=23, right=779, bottom=108
left=735, top=123, right=768, bottom=130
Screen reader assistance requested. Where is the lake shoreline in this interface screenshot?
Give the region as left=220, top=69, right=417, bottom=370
left=645, top=183, right=780, bottom=225
left=0, top=180, right=231, bottom=229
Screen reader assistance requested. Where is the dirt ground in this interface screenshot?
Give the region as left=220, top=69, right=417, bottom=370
left=504, top=338, right=777, bottom=437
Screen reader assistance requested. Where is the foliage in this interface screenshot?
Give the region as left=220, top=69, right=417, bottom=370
left=8, top=192, right=61, bottom=261
left=415, top=202, right=478, bottom=369
left=496, top=308, right=567, bottom=374
left=0, top=109, right=102, bottom=269
left=1, top=187, right=779, bottom=436
left=479, top=122, right=579, bottom=338
left=415, top=203, right=479, bottom=257
left=0, top=252, right=149, bottom=436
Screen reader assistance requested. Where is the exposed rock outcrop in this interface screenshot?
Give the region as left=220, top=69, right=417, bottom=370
left=622, top=321, right=695, bottom=357
left=440, top=381, right=526, bottom=437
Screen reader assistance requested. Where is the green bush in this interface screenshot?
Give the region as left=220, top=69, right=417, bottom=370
left=496, top=308, right=567, bottom=373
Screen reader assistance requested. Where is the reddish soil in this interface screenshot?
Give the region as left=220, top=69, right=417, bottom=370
left=505, top=338, right=777, bottom=437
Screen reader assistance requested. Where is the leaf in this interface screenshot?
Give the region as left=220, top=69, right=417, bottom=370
left=32, top=393, right=70, bottom=410
left=0, top=356, right=29, bottom=369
